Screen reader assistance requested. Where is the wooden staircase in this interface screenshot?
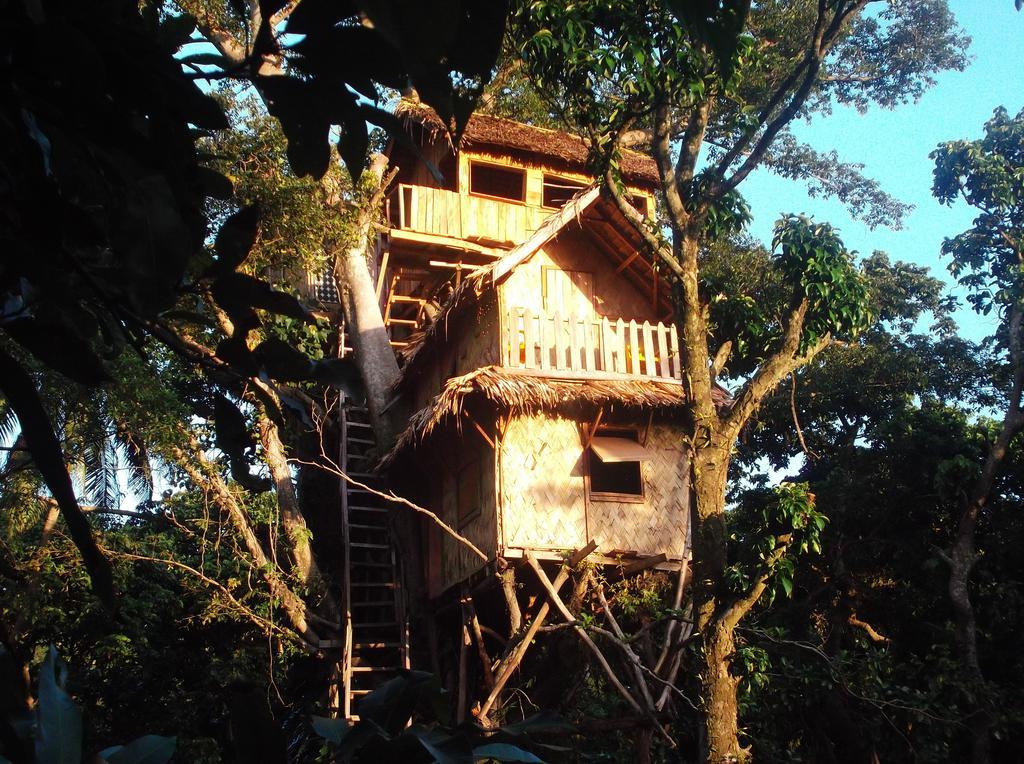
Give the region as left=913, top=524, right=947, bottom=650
left=339, top=402, right=409, bottom=719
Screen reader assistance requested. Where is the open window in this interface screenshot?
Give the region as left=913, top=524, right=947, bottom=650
left=587, top=428, right=650, bottom=501
left=469, top=161, right=525, bottom=203
left=543, top=173, right=587, bottom=208
left=629, top=194, right=650, bottom=217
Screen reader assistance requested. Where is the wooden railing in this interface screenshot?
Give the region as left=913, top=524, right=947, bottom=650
left=388, top=183, right=550, bottom=246
left=503, top=307, right=682, bottom=381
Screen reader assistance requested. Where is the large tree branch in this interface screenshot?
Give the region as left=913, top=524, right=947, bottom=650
left=723, top=299, right=832, bottom=434
left=170, top=432, right=322, bottom=647
left=712, top=0, right=871, bottom=197
left=0, top=345, right=115, bottom=607
left=720, top=533, right=793, bottom=630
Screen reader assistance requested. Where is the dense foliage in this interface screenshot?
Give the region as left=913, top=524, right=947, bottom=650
left=2, top=1, right=1024, bottom=763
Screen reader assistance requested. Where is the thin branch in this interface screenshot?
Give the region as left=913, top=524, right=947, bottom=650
left=790, top=372, right=819, bottom=461
left=292, top=455, right=487, bottom=562
left=104, top=547, right=317, bottom=652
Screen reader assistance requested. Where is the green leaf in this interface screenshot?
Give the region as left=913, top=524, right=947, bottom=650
left=310, top=715, right=350, bottom=745
left=473, top=743, right=546, bottom=763
left=99, top=735, right=176, bottom=764
left=34, top=646, right=82, bottom=764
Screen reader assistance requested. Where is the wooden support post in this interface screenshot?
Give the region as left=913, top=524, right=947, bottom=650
left=462, top=586, right=496, bottom=691
left=457, top=619, right=470, bottom=723
left=498, top=566, right=522, bottom=635
left=524, top=552, right=642, bottom=714
left=478, top=541, right=597, bottom=723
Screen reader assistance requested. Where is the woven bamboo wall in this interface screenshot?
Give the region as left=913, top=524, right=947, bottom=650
left=500, top=415, right=588, bottom=550
left=584, top=422, right=689, bottom=559
left=499, top=414, right=689, bottom=559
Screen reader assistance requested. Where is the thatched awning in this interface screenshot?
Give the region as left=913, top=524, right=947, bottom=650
left=396, top=100, right=659, bottom=186
left=379, top=366, right=730, bottom=469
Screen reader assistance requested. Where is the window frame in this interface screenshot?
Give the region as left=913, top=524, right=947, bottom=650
left=468, top=159, right=526, bottom=205
left=586, top=426, right=646, bottom=503
left=541, top=172, right=588, bottom=209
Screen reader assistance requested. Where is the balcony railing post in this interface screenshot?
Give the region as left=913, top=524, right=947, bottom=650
left=657, top=323, right=670, bottom=378
left=523, top=308, right=535, bottom=369
left=642, top=321, right=656, bottom=377
left=615, top=318, right=626, bottom=374
left=553, top=310, right=566, bottom=370
left=600, top=317, right=612, bottom=373
left=670, top=324, right=681, bottom=380
left=628, top=320, right=641, bottom=375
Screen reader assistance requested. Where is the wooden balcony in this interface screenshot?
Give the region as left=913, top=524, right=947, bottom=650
left=502, top=307, right=682, bottom=381
left=388, top=183, right=551, bottom=247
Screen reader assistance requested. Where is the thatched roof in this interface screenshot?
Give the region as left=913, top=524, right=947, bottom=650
left=396, top=100, right=658, bottom=186
left=380, top=366, right=728, bottom=468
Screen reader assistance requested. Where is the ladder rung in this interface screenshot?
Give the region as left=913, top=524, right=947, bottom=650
left=350, top=666, right=401, bottom=673
left=347, top=471, right=377, bottom=479
left=351, top=542, right=389, bottom=550
left=346, top=421, right=373, bottom=429
left=349, top=505, right=388, bottom=513
left=391, top=296, right=425, bottom=304
left=389, top=341, right=410, bottom=347
left=347, top=437, right=376, bottom=445
left=349, top=523, right=387, bottom=531
left=386, top=318, right=418, bottom=326
left=350, top=689, right=373, bottom=696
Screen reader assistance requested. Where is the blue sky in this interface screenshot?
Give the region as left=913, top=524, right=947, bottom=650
left=739, top=0, right=1023, bottom=341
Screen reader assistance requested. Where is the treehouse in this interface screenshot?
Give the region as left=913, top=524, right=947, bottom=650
left=373, top=105, right=711, bottom=598
left=328, top=103, right=716, bottom=718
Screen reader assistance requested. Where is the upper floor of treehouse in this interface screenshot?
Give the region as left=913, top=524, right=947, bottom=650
left=383, top=101, right=660, bottom=256
left=375, top=104, right=683, bottom=376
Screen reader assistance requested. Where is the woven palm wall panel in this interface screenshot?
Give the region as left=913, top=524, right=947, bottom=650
left=501, top=414, right=588, bottom=550
left=439, top=434, right=500, bottom=591
left=501, top=416, right=689, bottom=559
left=585, top=423, right=689, bottom=558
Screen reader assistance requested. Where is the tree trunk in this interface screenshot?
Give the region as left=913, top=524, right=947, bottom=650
left=335, top=154, right=401, bottom=447
left=702, top=620, right=745, bottom=763
left=691, top=446, right=746, bottom=763
left=948, top=516, right=991, bottom=764
left=258, top=415, right=319, bottom=586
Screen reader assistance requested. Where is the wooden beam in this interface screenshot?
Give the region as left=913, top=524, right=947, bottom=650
left=622, top=553, right=668, bottom=577
left=581, top=409, right=604, bottom=452
left=478, top=540, right=598, bottom=723
left=615, top=250, right=642, bottom=274
left=389, top=228, right=504, bottom=259
left=461, top=586, right=495, bottom=691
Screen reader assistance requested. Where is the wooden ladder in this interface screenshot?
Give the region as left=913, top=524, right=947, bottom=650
left=382, top=271, right=428, bottom=350
left=339, top=401, right=410, bottom=719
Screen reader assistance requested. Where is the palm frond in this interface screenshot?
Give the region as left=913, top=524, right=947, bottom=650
left=0, top=402, right=19, bottom=443
left=84, top=437, right=120, bottom=510
left=114, top=422, right=154, bottom=501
